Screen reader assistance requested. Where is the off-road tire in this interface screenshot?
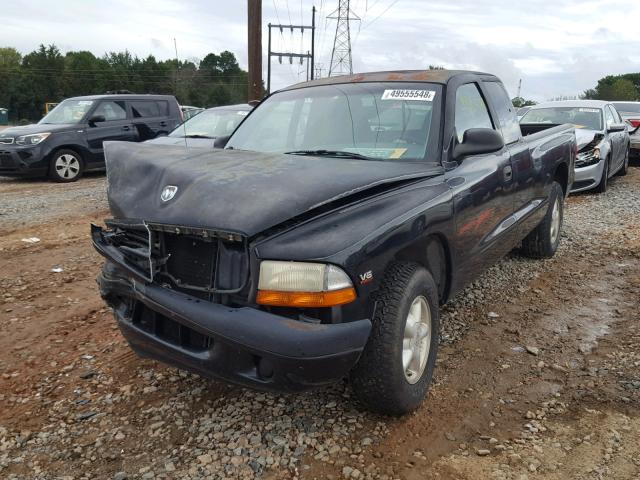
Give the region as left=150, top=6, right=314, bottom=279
left=521, top=181, right=564, bottom=259
left=49, top=149, right=84, bottom=183
left=594, top=156, right=609, bottom=193
left=350, top=262, right=440, bottom=416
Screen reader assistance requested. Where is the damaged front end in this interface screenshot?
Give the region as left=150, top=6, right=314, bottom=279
left=92, top=220, right=371, bottom=391
left=92, top=219, right=249, bottom=298
left=575, top=133, right=604, bottom=168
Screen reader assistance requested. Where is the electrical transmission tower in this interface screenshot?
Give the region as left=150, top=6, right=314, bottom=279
left=328, top=0, right=359, bottom=77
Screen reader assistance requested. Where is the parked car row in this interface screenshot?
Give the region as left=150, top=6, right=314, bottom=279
left=0, top=94, right=182, bottom=182
left=519, top=100, right=633, bottom=193
left=0, top=95, right=250, bottom=182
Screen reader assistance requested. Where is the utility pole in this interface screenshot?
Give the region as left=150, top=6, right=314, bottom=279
left=267, top=6, right=316, bottom=94
left=328, top=0, right=359, bottom=76
left=247, top=0, right=263, bottom=101
left=517, top=79, right=522, bottom=98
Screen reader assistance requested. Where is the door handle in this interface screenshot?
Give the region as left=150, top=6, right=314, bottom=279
left=159, top=121, right=167, bottom=127
left=122, top=126, right=130, bottom=131
left=503, top=165, right=513, bottom=181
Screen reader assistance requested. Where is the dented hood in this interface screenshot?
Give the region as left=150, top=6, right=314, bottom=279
left=575, top=129, right=604, bottom=150
left=104, top=142, right=443, bottom=237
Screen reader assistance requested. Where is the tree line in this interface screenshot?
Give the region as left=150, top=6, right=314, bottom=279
left=0, top=45, right=249, bottom=122
left=583, top=73, right=640, bottom=101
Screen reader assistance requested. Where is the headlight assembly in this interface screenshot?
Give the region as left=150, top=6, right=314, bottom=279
left=15, top=133, right=51, bottom=146
left=256, top=260, right=356, bottom=307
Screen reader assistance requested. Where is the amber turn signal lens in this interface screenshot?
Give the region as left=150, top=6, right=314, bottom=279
left=256, top=287, right=357, bottom=307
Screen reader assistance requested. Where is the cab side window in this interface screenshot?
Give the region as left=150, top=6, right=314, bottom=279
left=93, top=101, right=127, bottom=121
left=455, top=83, right=493, bottom=143
left=484, top=82, right=521, bottom=144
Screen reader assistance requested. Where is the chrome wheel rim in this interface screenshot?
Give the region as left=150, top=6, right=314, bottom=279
left=55, top=154, right=80, bottom=179
left=550, top=197, right=561, bottom=245
left=402, top=296, right=431, bottom=384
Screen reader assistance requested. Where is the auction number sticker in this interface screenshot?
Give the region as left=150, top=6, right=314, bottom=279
left=578, top=108, right=599, bottom=113
left=381, top=89, right=436, bottom=101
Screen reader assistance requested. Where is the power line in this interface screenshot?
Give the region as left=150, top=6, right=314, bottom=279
left=360, top=0, right=400, bottom=31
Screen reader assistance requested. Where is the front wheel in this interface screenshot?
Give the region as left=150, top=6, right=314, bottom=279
left=594, top=156, right=609, bottom=193
left=521, top=181, right=564, bottom=259
left=49, top=149, right=83, bottom=182
left=618, top=146, right=629, bottom=176
left=351, top=262, right=440, bottom=415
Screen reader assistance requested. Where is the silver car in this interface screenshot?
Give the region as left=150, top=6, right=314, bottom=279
left=611, top=102, right=640, bottom=155
left=520, top=100, right=630, bottom=193
left=147, top=104, right=253, bottom=149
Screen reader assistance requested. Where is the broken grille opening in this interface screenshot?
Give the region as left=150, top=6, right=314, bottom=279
left=104, top=220, right=249, bottom=298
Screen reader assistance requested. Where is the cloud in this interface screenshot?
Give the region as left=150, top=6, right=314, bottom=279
left=3, top=0, right=640, bottom=100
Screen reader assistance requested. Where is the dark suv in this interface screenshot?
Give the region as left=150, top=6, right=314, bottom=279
left=0, top=94, right=181, bottom=182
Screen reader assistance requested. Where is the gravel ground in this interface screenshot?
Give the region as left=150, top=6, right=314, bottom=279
left=0, top=174, right=107, bottom=233
left=0, top=167, right=638, bottom=479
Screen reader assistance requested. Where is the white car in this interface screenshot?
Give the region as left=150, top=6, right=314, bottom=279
left=520, top=100, right=630, bottom=193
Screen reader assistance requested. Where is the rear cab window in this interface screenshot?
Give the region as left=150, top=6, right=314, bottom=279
left=454, top=83, right=494, bottom=143
left=483, top=82, right=521, bottom=144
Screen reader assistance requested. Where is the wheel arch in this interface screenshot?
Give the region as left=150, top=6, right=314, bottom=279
left=393, top=233, right=451, bottom=304
left=553, top=161, right=569, bottom=196
left=46, top=145, right=88, bottom=166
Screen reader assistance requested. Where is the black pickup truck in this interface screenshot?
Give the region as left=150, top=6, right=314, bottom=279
left=93, top=70, right=576, bottom=415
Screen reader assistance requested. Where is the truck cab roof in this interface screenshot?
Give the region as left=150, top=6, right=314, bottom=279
left=281, top=70, right=500, bottom=91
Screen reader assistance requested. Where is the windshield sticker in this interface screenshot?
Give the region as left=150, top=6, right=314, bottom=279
left=344, top=147, right=408, bottom=159
left=389, top=148, right=408, bottom=159
left=578, top=108, right=599, bottom=113
left=381, top=89, right=436, bottom=101
left=78, top=101, right=93, bottom=106
left=237, top=111, right=249, bottom=116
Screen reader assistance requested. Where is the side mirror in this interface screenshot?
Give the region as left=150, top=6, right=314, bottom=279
left=453, top=128, right=505, bottom=161
left=214, top=135, right=231, bottom=149
left=608, top=123, right=626, bottom=133
left=88, top=114, right=106, bottom=126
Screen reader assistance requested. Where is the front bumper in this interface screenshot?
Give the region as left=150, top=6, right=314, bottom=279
left=570, top=158, right=605, bottom=193
left=96, top=257, right=371, bottom=392
left=0, top=145, right=48, bottom=176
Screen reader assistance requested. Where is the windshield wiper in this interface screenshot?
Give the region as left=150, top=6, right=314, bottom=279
left=284, top=149, right=374, bottom=161
left=184, top=134, right=214, bottom=139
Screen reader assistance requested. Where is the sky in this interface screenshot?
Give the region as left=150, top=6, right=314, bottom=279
left=3, top=0, right=640, bottom=101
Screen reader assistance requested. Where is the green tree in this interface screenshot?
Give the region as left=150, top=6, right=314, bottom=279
left=0, top=47, right=22, bottom=114
left=583, top=74, right=640, bottom=100
left=512, top=96, right=537, bottom=108
left=0, top=45, right=249, bottom=121
left=17, top=44, right=64, bottom=120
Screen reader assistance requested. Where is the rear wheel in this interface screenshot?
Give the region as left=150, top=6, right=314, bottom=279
left=351, top=262, right=440, bottom=415
left=49, top=149, right=83, bottom=182
left=521, top=181, right=564, bottom=259
left=594, top=156, right=609, bottom=193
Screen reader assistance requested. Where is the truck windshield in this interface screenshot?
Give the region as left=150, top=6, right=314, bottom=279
left=39, top=99, right=94, bottom=125
left=521, top=107, right=603, bottom=131
left=169, top=108, right=249, bottom=139
left=227, top=82, right=442, bottom=161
